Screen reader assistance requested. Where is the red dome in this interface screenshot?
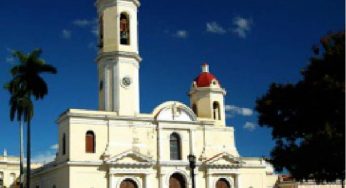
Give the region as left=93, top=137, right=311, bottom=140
left=194, top=72, right=217, bottom=87
left=194, top=63, right=222, bottom=88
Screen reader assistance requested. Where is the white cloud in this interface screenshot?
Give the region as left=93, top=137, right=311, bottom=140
left=91, top=26, right=99, bottom=37
left=88, top=42, right=98, bottom=50
left=72, top=18, right=98, bottom=37
left=174, top=30, right=188, bottom=38
left=206, top=22, right=226, bottom=34
left=61, top=29, right=72, bottom=39
left=232, top=16, right=252, bottom=38
left=32, top=151, right=56, bottom=164
left=32, top=144, right=58, bottom=164
left=243, top=122, right=257, bottom=131
left=50, top=144, right=58, bottom=150
left=73, top=19, right=94, bottom=27
left=225, top=104, right=253, bottom=117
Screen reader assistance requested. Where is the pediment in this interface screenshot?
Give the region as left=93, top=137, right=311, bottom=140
left=204, top=152, right=244, bottom=167
left=105, top=150, right=154, bottom=166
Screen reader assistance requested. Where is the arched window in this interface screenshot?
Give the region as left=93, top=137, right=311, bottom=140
left=213, top=102, right=221, bottom=120
left=120, top=13, right=130, bottom=45
left=62, top=133, right=66, bottom=155
left=192, top=104, right=198, bottom=116
left=170, top=133, right=181, bottom=160
left=86, top=131, right=95, bottom=153
left=120, top=178, right=138, bottom=188
left=216, top=178, right=230, bottom=188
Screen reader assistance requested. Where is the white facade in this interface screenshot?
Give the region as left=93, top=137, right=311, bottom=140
left=31, top=0, right=278, bottom=187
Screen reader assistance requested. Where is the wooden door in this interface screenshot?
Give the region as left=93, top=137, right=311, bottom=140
left=169, top=173, right=186, bottom=188
left=120, top=179, right=137, bottom=188
left=216, top=178, right=230, bottom=188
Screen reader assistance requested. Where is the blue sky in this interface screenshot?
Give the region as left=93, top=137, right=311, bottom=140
left=0, top=0, right=344, bottom=163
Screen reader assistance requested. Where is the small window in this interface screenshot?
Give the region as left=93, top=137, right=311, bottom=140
left=86, top=131, right=96, bottom=153
left=62, top=133, right=66, bottom=155
left=170, top=133, right=181, bottom=160
left=120, top=13, right=130, bottom=45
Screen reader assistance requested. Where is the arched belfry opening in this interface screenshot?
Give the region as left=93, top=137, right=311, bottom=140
left=120, top=13, right=130, bottom=45
left=213, top=101, right=221, bottom=120
left=99, top=15, right=104, bottom=48
left=192, top=103, right=198, bottom=116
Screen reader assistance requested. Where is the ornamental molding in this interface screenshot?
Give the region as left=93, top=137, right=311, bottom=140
left=105, top=150, right=154, bottom=167
left=203, top=152, right=244, bottom=168
left=189, top=87, right=226, bottom=96
left=96, top=0, right=140, bottom=13
left=159, top=160, right=189, bottom=166
left=67, top=160, right=103, bottom=166
left=97, top=51, right=142, bottom=63
left=109, top=168, right=153, bottom=175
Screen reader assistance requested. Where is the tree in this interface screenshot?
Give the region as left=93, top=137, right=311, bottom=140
left=256, top=32, right=345, bottom=185
left=4, top=90, right=32, bottom=188
left=5, top=49, right=57, bottom=188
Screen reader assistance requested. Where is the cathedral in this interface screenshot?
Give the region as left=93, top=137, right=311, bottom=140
left=31, top=0, right=278, bottom=187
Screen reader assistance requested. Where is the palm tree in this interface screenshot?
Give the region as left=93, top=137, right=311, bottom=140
left=4, top=90, right=32, bottom=188
left=6, top=49, right=57, bottom=188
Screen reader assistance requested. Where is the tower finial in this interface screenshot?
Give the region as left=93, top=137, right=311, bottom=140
left=202, top=63, right=209, bottom=72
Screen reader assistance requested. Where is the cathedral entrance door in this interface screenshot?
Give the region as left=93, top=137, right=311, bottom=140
left=119, top=179, right=138, bottom=188
left=216, top=178, right=230, bottom=188
left=169, top=173, right=186, bottom=188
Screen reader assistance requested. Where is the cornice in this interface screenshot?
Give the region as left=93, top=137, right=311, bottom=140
left=189, top=87, right=227, bottom=96
left=96, top=0, right=140, bottom=11
left=97, top=51, right=142, bottom=63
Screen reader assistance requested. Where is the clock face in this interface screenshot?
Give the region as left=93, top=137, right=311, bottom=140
left=122, top=76, right=132, bottom=87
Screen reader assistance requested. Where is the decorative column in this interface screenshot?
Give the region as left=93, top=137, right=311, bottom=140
left=235, top=174, right=241, bottom=188
left=157, top=125, right=163, bottom=162
left=104, top=64, right=111, bottom=110
left=144, top=174, right=152, bottom=188
left=189, top=128, right=195, bottom=155
left=159, top=173, right=165, bottom=188
left=108, top=173, right=114, bottom=188
left=206, top=171, right=212, bottom=188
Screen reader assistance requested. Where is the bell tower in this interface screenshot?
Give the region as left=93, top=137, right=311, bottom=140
left=189, top=64, right=227, bottom=125
left=96, top=0, right=141, bottom=116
